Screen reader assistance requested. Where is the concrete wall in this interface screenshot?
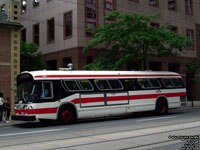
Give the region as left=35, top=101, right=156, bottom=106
left=21, top=0, right=78, bottom=54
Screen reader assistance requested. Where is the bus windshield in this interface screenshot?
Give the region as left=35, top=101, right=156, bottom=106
left=17, top=81, right=37, bottom=103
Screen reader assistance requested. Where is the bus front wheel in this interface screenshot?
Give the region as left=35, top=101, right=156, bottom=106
left=58, top=107, right=76, bottom=124
left=155, top=99, right=168, bottom=115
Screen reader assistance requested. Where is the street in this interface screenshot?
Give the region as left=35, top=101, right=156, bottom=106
left=0, top=108, right=199, bottom=150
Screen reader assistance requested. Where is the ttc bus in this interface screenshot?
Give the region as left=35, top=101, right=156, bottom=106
left=12, top=70, right=187, bottom=123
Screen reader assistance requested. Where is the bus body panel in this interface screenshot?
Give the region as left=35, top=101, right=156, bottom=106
left=12, top=70, right=187, bottom=121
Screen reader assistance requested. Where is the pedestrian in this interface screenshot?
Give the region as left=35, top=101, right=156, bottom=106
left=5, top=97, right=11, bottom=123
left=0, top=93, right=4, bottom=122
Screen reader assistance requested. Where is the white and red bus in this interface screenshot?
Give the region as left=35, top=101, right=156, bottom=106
left=12, top=70, right=187, bottom=123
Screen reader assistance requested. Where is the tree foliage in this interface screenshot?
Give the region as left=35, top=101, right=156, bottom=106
left=181, top=58, right=200, bottom=106
left=20, top=41, right=47, bottom=72
left=83, top=11, right=192, bottom=70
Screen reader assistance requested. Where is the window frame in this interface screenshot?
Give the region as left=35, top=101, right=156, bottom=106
left=47, top=17, right=55, bottom=43
left=33, top=23, right=40, bottom=46
left=64, top=11, right=73, bottom=39
left=149, top=0, right=159, bottom=7
left=168, top=0, right=177, bottom=11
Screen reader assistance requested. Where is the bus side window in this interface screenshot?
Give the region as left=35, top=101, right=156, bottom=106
left=138, top=79, right=151, bottom=89
left=95, top=80, right=111, bottom=90
left=124, top=79, right=137, bottom=90
left=108, top=80, right=123, bottom=90
left=78, top=80, right=94, bottom=91
left=41, top=82, right=53, bottom=99
left=171, top=78, right=183, bottom=87
left=64, top=80, right=80, bottom=91
left=161, top=79, right=174, bottom=88
left=149, top=79, right=161, bottom=88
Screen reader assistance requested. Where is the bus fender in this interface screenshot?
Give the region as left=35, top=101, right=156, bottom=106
left=57, top=102, right=78, bottom=120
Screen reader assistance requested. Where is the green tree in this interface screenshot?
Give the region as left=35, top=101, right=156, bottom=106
left=83, top=11, right=192, bottom=70
left=20, top=41, right=47, bottom=72
left=181, top=58, right=200, bottom=107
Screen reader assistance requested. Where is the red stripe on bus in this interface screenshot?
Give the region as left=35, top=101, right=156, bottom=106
left=35, top=74, right=180, bottom=78
left=15, top=92, right=186, bottom=115
left=16, top=107, right=58, bottom=115
left=72, top=92, right=186, bottom=104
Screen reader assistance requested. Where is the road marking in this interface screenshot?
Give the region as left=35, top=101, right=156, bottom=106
left=135, top=116, right=178, bottom=122
left=0, top=128, right=67, bottom=137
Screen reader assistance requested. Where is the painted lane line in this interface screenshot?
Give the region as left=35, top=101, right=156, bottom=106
left=135, top=116, right=178, bottom=123
left=0, top=128, right=67, bottom=137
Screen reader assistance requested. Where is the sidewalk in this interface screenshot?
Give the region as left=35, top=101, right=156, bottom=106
left=0, top=101, right=200, bottom=127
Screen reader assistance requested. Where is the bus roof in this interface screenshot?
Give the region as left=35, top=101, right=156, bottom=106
left=22, top=70, right=181, bottom=80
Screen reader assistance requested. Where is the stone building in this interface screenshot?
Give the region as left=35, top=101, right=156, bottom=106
left=0, top=0, right=22, bottom=114
left=1, top=0, right=200, bottom=99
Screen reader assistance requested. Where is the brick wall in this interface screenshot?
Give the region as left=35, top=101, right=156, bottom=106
left=0, top=30, right=11, bottom=62
left=0, top=66, right=11, bottom=99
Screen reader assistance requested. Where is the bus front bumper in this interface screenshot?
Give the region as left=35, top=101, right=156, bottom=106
left=12, top=115, right=36, bottom=121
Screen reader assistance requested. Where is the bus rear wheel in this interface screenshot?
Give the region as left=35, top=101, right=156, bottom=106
left=155, top=100, right=168, bottom=115
left=58, top=107, right=75, bottom=124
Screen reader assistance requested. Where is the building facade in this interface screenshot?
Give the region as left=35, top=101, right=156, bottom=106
left=1, top=0, right=200, bottom=99
left=0, top=0, right=22, bottom=114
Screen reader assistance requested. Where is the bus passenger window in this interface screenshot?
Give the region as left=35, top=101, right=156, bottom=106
left=78, top=80, right=93, bottom=91
left=124, top=79, right=137, bottom=90
left=138, top=79, right=151, bottom=89
left=162, top=79, right=174, bottom=88
left=149, top=79, right=161, bottom=88
left=108, top=80, right=123, bottom=90
left=95, top=80, right=111, bottom=90
left=64, top=80, right=80, bottom=91
left=172, top=78, right=182, bottom=87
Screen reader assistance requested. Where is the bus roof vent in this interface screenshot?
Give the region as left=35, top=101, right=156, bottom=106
left=59, top=63, right=74, bottom=71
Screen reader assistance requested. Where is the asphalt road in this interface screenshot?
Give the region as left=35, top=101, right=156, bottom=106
left=0, top=108, right=200, bottom=150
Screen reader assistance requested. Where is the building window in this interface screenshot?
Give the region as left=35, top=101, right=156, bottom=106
left=63, top=57, right=72, bottom=68
left=33, top=0, right=39, bottom=8
left=169, top=26, right=178, bottom=33
left=186, top=29, right=194, bottom=50
left=149, top=0, right=159, bottom=7
left=21, top=0, right=27, bottom=14
left=149, top=61, right=162, bottom=71
left=85, top=0, right=98, bottom=36
left=87, top=56, right=93, bottom=64
left=104, top=0, right=115, bottom=21
left=0, top=4, right=5, bottom=13
left=185, top=0, right=193, bottom=15
left=168, top=0, right=176, bottom=11
left=21, top=28, right=26, bottom=42
left=168, top=63, right=180, bottom=73
left=150, top=22, right=159, bottom=28
left=64, top=12, right=72, bottom=38
left=33, top=24, right=39, bottom=45
left=47, top=60, right=57, bottom=70
left=47, top=18, right=55, bottom=43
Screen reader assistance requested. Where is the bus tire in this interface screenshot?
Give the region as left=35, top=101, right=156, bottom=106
left=155, top=99, right=168, bottom=115
left=58, top=106, right=76, bottom=124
